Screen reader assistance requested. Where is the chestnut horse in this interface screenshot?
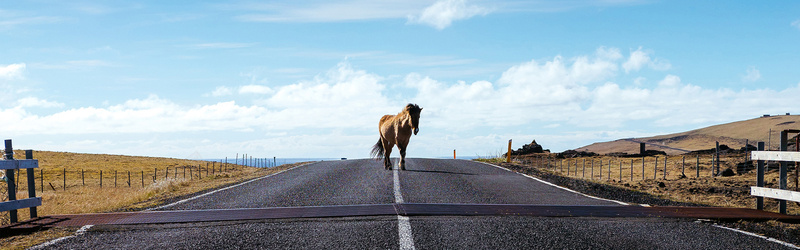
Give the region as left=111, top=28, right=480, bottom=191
left=370, top=103, right=422, bottom=170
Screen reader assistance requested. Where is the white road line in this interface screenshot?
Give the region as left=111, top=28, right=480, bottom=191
left=476, top=161, right=629, bottom=205
left=30, top=225, right=94, bottom=250
left=148, top=162, right=313, bottom=211
left=393, top=163, right=416, bottom=250
left=711, top=224, right=800, bottom=249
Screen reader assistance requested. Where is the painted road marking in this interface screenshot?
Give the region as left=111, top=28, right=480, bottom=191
left=394, top=163, right=416, bottom=250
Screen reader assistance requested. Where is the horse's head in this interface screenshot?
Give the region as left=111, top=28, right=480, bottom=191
left=405, top=103, right=423, bottom=135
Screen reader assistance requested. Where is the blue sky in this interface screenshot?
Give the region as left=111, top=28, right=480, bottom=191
left=1, top=0, right=799, bottom=159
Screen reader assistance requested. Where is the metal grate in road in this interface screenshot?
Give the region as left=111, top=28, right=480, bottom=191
left=3, top=203, right=799, bottom=231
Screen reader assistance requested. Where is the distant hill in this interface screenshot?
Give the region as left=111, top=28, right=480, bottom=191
left=575, top=115, right=800, bottom=155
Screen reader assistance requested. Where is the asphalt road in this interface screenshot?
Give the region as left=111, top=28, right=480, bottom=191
left=42, top=159, right=795, bottom=249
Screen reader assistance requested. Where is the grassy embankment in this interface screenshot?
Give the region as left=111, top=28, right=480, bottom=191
left=478, top=153, right=799, bottom=214
left=0, top=150, right=302, bottom=249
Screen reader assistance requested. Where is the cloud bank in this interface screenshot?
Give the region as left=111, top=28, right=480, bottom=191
left=2, top=47, right=798, bottom=158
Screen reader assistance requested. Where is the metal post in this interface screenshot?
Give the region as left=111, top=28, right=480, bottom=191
left=756, top=142, right=765, bottom=210
left=4, top=140, right=18, bottom=223
left=25, top=150, right=37, bottom=218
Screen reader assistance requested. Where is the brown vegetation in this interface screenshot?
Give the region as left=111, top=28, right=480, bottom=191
left=577, top=115, right=800, bottom=155
left=1, top=151, right=301, bottom=249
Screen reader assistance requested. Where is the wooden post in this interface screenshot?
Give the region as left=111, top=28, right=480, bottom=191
left=212, top=162, right=215, bottom=175
left=696, top=155, right=700, bottom=178
left=40, top=169, right=43, bottom=193
left=619, top=159, right=622, bottom=181
left=598, top=159, right=603, bottom=181
left=190, top=167, right=193, bottom=180
left=165, top=167, right=169, bottom=180
left=682, top=156, right=686, bottom=177
left=114, top=170, right=117, bottom=187
left=128, top=171, right=131, bottom=187
left=663, top=156, right=667, bottom=180
left=642, top=157, right=645, bottom=181
left=630, top=159, right=633, bottom=181
left=582, top=159, right=586, bottom=178
left=63, top=168, right=66, bottom=191
left=779, top=131, right=788, bottom=214
left=82, top=169, right=85, bottom=186
left=24, top=150, right=37, bottom=218
left=591, top=159, right=594, bottom=179
left=141, top=171, right=144, bottom=188
left=654, top=156, right=658, bottom=179
left=506, top=139, right=512, bottom=163
left=715, top=141, right=720, bottom=176
left=4, top=140, right=18, bottom=223
left=756, top=142, right=765, bottom=210
left=100, top=170, right=103, bottom=187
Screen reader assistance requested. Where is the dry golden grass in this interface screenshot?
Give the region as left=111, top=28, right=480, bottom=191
left=577, top=115, right=800, bottom=155
left=514, top=153, right=800, bottom=215
left=0, top=150, right=303, bottom=249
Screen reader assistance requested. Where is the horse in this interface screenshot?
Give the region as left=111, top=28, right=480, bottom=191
left=370, top=103, right=422, bottom=170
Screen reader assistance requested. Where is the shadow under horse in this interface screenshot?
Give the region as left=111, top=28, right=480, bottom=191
left=370, top=103, right=422, bottom=170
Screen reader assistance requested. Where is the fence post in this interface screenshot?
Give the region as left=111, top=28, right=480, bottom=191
left=641, top=157, right=645, bottom=181
left=141, top=171, right=144, bottom=188
left=591, top=159, right=594, bottom=179
left=630, top=159, right=633, bottom=181
left=582, top=159, right=586, bottom=178
left=40, top=169, right=43, bottom=193
left=682, top=156, right=685, bottom=177
left=4, top=140, right=18, bottom=223
left=696, top=155, right=700, bottom=178
left=63, top=168, right=66, bottom=191
left=654, top=156, right=658, bottom=179
left=756, top=142, right=765, bottom=210
left=779, top=131, right=788, bottom=214
left=115, top=170, right=117, bottom=188
left=599, top=160, right=602, bottom=180
left=82, top=169, right=85, bottom=186
left=100, top=170, right=103, bottom=187
left=663, top=156, right=667, bottom=180
left=25, top=150, right=37, bottom=218
left=619, top=159, right=622, bottom=181
left=715, top=141, right=720, bottom=176
left=128, top=171, right=131, bottom=187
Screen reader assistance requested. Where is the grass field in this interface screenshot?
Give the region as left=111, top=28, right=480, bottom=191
left=486, top=153, right=800, bottom=215
left=0, top=150, right=302, bottom=249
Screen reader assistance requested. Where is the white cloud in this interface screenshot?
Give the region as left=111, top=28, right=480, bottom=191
left=16, top=97, right=64, bottom=108
left=0, top=63, right=26, bottom=79
left=792, top=20, right=800, bottom=30
left=210, top=86, right=233, bottom=97
left=407, top=0, right=491, bottom=30
left=239, top=85, right=273, bottom=94
left=742, top=66, right=761, bottom=82
left=231, top=1, right=425, bottom=23
left=622, top=47, right=671, bottom=73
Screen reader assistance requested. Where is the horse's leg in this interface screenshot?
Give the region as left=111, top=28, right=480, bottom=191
left=398, top=143, right=407, bottom=170
left=384, top=142, right=394, bottom=170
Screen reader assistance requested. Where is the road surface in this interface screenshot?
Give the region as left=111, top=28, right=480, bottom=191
left=41, top=159, right=795, bottom=249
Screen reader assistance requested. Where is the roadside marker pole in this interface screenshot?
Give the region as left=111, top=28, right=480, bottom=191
left=506, top=139, right=512, bottom=163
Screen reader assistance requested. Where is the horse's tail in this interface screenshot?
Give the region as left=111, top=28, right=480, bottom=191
left=370, top=138, right=384, bottom=160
